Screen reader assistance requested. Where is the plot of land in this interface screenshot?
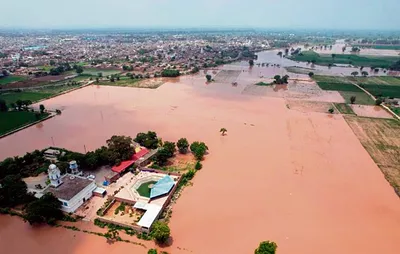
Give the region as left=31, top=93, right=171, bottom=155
left=97, top=77, right=164, bottom=89
left=291, top=50, right=399, bottom=68
left=350, top=105, right=393, bottom=119
left=334, top=103, right=355, bottom=114
left=287, top=99, right=335, bottom=114
left=214, top=70, right=241, bottom=83
left=349, top=76, right=400, bottom=86
left=344, top=116, right=400, bottom=193
left=353, top=44, right=400, bottom=50
left=0, top=76, right=27, bottom=85
left=0, top=83, right=82, bottom=106
left=0, top=111, right=49, bottom=135
left=83, top=68, right=121, bottom=76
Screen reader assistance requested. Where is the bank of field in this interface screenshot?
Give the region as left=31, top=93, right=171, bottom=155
left=313, top=76, right=375, bottom=105
left=83, top=68, right=121, bottom=76
left=0, top=111, right=49, bottom=136
left=344, top=116, right=400, bottom=194
left=291, top=50, right=399, bottom=68
left=0, top=83, right=82, bottom=106
left=0, top=76, right=27, bottom=85
left=353, top=44, right=400, bottom=50
left=97, top=77, right=164, bottom=89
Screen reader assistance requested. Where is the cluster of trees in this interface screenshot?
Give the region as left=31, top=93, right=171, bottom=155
left=249, top=59, right=255, bottom=66
left=25, top=193, right=64, bottom=225
left=151, top=221, right=170, bottom=244
left=161, top=69, right=180, bottom=77
left=134, top=131, right=159, bottom=149
left=122, top=65, right=134, bottom=71
left=0, top=174, right=31, bottom=207
left=49, top=63, right=72, bottom=76
left=391, top=60, right=400, bottom=71
left=73, top=65, right=84, bottom=75
left=153, top=141, right=176, bottom=166
left=190, top=141, right=208, bottom=161
left=273, top=75, right=289, bottom=84
left=0, top=149, right=48, bottom=179
left=0, top=99, right=8, bottom=112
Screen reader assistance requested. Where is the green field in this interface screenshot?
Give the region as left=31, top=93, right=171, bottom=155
left=339, top=91, right=376, bottom=105
left=291, top=50, right=399, bottom=68
left=334, top=103, right=355, bottom=114
left=0, top=83, right=82, bottom=106
left=360, top=84, right=400, bottom=98
left=348, top=76, right=400, bottom=86
left=316, top=82, right=360, bottom=92
left=353, top=44, right=400, bottom=50
left=83, top=68, right=121, bottom=76
left=0, top=76, right=27, bottom=85
left=136, top=181, right=157, bottom=198
left=0, top=111, right=49, bottom=136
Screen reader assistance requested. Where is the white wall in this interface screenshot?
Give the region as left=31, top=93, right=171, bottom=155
left=60, top=181, right=97, bottom=213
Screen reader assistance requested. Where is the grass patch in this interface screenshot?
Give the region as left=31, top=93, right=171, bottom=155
left=0, top=76, right=27, bottom=85
left=291, top=50, right=399, bottom=68
left=339, top=91, right=376, bottom=105
left=97, top=77, right=163, bottom=89
left=349, top=76, right=400, bottom=86
left=136, top=181, right=157, bottom=198
left=334, top=103, right=355, bottom=114
left=316, top=82, right=361, bottom=92
left=255, top=81, right=272, bottom=86
left=361, top=84, right=400, bottom=98
left=0, top=111, right=49, bottom=135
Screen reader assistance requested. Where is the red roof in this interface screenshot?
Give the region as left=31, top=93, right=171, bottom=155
left=111, top=148, right=150, bottom=173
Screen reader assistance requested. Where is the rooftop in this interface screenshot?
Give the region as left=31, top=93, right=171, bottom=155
left=45, top=174, right=93, bottom=201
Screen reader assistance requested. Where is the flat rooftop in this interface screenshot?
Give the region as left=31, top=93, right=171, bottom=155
left=45, top=174, right=93, bottom=201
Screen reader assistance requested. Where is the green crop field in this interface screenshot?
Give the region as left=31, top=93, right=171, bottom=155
left=339, top=91, right=375, bottom=105
left=0, top=111, right=49, bottom=136
left=316, top=82, right=361, bottom=92
left=0, top=76, right=27, bottom=85
left=349, top=76, right=400, bottom=86
left=360, top=84, right=400, bottom=98
left=0, top=83, right=82, bottom=106
left=291, top=50, right=399, bottom=68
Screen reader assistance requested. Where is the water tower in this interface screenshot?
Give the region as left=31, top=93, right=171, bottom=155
left=69, top=160, right=80, bottom=175
left=48, top=164, right=62, bottom=187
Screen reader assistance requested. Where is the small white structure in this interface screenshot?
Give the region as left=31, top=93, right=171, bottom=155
left=69, top=160, right=81, bottom=175
left=137, top=203, right=163, bottom=231
left=48, top=164, right=62, bottom=187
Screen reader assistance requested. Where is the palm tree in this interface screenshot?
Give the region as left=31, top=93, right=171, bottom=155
left=220, top=128, right=227, bottom=136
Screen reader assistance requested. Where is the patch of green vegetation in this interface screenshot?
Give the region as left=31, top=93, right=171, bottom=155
left=0, top=76, right=27, bottom=85
left=313, top=75, right=350, bottom=84
left=334, top=103, right=355, bottom=114
left=0, top=111, right=49, bottom=135
left=0, top=83, right=82, bottom=106
left=339, top=91, right=375, bottom=105
left=348, top=76, right=400, bottom=86
left=255, top=81, right=272, bottom=86
left=72, top=74, right=93, bottom=82
left=291, top=50, right=398, bottom=68
left=361, top=84, right=400, bottom=98
left=83, top=68, right=120, bottom=76
left=114, top=202, right=127, bottom=215
left=136, top=181, right=157, bottom=198
left=97, top=77, right=141, bottom=87
left=316, top=82, right=361, bottom=92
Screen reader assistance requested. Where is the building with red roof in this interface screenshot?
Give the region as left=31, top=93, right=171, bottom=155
left=111, top=148, right=150, bottom=174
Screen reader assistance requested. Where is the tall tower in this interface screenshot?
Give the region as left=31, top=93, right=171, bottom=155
left=69, top=161, right=80, bottom=175
left=48, top=164, right=62, bottom=187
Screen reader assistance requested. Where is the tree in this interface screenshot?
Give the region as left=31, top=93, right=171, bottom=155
left=148, top=249, right=158, bottom=254
left=361, top=71, right=369, bottom=77
left=206, top=74, right=212, bottom=82
left=110, top=76, right=115, bottom=82
left=39, top=104, right=45, bottom=113
left=98, top=72, right=103, bottom=77
left=0, top=99, right=7, bottom=112
left=249, top=59, right=254, bottom=66
left=195, top=161, right=202, bottom=170
left=105, top=228, right=120, bottom=243
left=161, top=69, right=180, bottom=77
left=49, top=60, right=56, bottom=66
left=0, top=174, right=28, bottom=207
left=151, top=221, right=170, bottom=244
left=163, top=141, right=176, bottom=157
left=342, top=46, right=346, bottom=53
left=351, top=71, right=359, bottom=77
left=350, top=96, right=356, bottom=104
left=375, top=98, right=383, bottom=106
left=277, top=52, right=283, bottom=57
left=331, top=54, right=336, bottom=59
left=177, top=138, right=189, bottom=154
left=190, top=141, right=208, bottom=161
left=153, top=148, right=171, bottom=166
left=220, top=128, right=227, bottom=136
left=25, top=193, right=63, bottom=225
left=75, top=65, right=84, bottom=74
left=255, top=241, right=277, bottom=254
left=284, top=48, right=289, bottom=55
left=106, top=135, right=134, bottom=161
left=328, top=107, right=334, bottom=114
left=96, top=77, right=99, bottom=83
left=308, top=72, right=314, bottom=78
left=134, top=131, right=159, bottom=149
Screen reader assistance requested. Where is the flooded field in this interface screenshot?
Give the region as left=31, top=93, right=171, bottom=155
left=1, top=60, right=400, bottom=254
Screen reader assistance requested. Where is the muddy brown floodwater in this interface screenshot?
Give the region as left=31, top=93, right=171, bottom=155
left=1, top=68, right=400, bottom=254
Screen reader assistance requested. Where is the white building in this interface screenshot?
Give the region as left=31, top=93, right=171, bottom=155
left=42, top=164, right=96, bottom=213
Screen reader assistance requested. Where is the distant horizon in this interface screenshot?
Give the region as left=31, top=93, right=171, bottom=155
left=2, top=0, right=399, bottom=31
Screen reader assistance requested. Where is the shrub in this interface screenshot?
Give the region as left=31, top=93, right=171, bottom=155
left=375, top=98, right=383, bottom=105
left=148, top=249, right=158, bottom=254
left=151, top=221, right=170, bottom=244
left=328, top=107, right=334, bottom=114
left=255, top=241, right=277, bottom=254
left=177, top=138, right=189, bottom=154
left=350, top=96, right=356, bottom=104
left=195, top=161, right=202, bottom=170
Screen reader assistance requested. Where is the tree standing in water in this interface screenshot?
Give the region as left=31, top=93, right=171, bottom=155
left=220, top=128, right=227, bottom=136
